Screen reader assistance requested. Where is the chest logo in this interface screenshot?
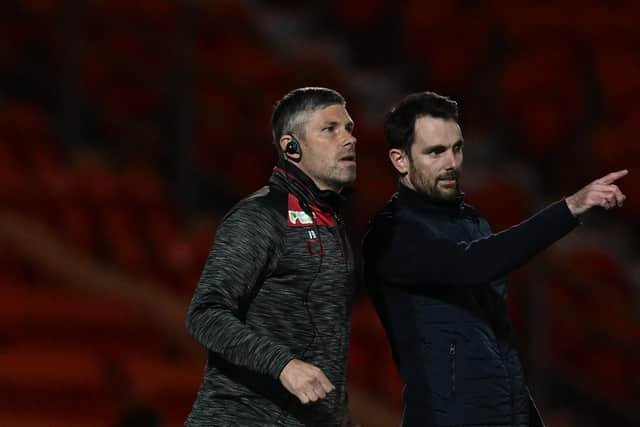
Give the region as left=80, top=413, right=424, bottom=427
left=288, top=210, right=314, bottom=225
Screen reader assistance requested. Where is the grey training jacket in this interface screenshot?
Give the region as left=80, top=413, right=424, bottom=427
left=185, top=164, right=355, bottom=426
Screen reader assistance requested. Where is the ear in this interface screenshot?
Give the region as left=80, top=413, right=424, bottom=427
left=279, top=135, right=292, bottom=154
left=389, top=148, right=409, bottom=175
left=279, top=135, right=302, bottom=161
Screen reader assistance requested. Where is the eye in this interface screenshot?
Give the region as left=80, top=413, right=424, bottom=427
left=428, top=147, right=445, bottom=157
left=322, top=126, right=335, bottom=133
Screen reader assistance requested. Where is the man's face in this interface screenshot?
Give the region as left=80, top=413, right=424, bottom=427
left=406, top=116, right=464, bottom=201
left=297, top=104, right=357, bottom=192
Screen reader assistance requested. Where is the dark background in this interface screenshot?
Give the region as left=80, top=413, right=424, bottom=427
left=1, top=1, right=638, bottom=426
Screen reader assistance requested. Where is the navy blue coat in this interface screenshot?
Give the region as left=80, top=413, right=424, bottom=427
left=363, top=184, right=579, bottom=427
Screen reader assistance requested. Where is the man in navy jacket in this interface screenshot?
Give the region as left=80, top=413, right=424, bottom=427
left=363, top=92, right=627, bottom=427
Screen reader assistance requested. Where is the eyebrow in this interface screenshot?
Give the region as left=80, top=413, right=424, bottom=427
left=423, top=139, right=464, bottom=152
left=322, top=120, right=355, bottom=128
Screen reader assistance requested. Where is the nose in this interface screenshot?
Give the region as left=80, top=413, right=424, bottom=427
left=341, top=130, right=357, bottom=147
left=346, top=135, right=357, bottom=146
left=444, top=149, right=458, bottom=170
left=345, top=127, right=357, bottom=144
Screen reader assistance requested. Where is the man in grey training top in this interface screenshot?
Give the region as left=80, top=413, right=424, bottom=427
left=185, top=87, right=358, bottom=426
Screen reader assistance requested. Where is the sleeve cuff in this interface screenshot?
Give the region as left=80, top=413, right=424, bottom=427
left=557, top=199, right=582, bottom=226
left=268, top=349, right=296, bottom=380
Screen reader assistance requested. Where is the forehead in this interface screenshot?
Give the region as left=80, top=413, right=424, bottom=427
left=306, top=103, right=352, bottom=124
left=413, top=115, right=461, bottom=147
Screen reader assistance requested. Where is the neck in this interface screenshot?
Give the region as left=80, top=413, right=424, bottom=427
left=399, top=175, right=414, bottom=191
left=272, top=161, right=348, bottom=213
left=285, top=159, right=342, bottom=193
left=399, top=181, right=464, bottom=209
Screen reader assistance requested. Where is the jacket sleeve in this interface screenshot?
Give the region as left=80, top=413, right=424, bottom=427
left=374, top=200, right=579, bottom=289
left=185, top=200, right=294, bottom=380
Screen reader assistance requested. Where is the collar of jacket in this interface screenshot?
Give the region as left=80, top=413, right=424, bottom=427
left=270, top=160, right=347, bottom=215
left=396, top=182, right=468, bottom=218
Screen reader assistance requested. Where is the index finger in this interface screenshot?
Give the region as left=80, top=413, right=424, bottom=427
left=596, top=169, right=628, bottom=185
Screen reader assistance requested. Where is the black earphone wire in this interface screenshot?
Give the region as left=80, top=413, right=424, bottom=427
left=300, top=200, right=324, bottom=362
left=278, top=136, right=325, bottom=423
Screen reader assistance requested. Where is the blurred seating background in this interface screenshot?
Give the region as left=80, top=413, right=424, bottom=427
left=1, top=1, right=638, bottom=426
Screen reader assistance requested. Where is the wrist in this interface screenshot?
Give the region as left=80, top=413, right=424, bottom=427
left=277, top=357, right=297, bottom=381
left=564, top=196, right=578, bottom=217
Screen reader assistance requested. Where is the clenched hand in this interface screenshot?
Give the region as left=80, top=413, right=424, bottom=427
left=279, top=359, right=335, bottom=404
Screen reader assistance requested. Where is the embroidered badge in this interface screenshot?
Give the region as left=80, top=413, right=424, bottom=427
left=307, top=239, right=323, bottom=256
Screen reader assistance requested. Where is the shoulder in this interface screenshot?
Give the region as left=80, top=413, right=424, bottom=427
left=461, top=202, right=484, bottom=220
left=367, top=195, right=396, bottom=232
left=220, top=186, right=288, bottom=234
left=461, top=202, right=491, bottom=231
left=363, top=195, right=400, bottom=253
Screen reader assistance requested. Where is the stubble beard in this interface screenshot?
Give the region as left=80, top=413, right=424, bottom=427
left=409, top=162, right=461, bottom=202
left=310, top=160, right=356, bottom=193
left=325, top=163, right=356, bottom=191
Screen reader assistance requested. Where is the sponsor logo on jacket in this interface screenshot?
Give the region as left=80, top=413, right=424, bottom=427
left=288, top=210, right=314, bottom=225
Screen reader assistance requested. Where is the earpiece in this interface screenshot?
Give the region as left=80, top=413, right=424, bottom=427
left=284, top=135, right=301, bottom=157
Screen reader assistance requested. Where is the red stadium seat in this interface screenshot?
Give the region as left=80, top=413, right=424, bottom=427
left=80, top=31, right=167, bottom=126
left=404, top=1, right=491, bottom=91
left=73, top=161, right=121, bottom=208
left=19, top=0, right=61, bottom=19
left=465, top=178, right=531, bottom=231
left=593, top=46, right=640, bottom=118
left=544, top=245, right=640, bottom=404
left=119, top=167, right=166, bottom=209
left=500, top=43, right=584, bottom=158
left=335, top=0, right=386, bottom=30
left=563, top=247, right=632, bottom=300
left=56, top=204, right=97, bottom=253
left=101, top=206, right=150, bottom=274
left=589, top=116, right=639, bottom=218
left=87, top=0, right=176, bottom=33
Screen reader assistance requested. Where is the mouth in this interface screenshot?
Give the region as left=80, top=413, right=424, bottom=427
left=339, top=154, right=356, bottom=164
left=438, top=178, right=457, bottom=184
left=437, top=174, right=458, bottom=186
